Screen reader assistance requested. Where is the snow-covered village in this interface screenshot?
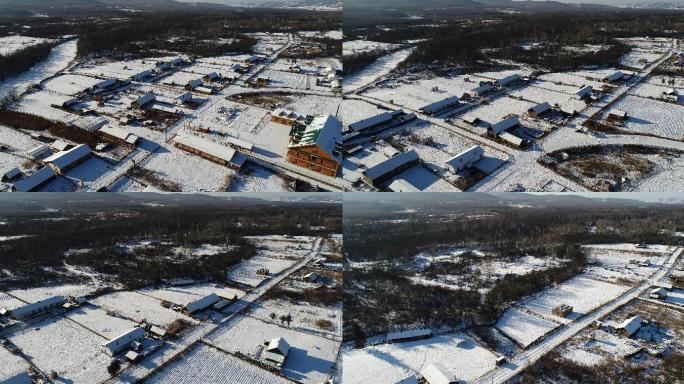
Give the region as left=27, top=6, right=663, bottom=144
left=0, top=2, right=343, bottom=193
left=0, top=193, right=343, bottom=384
left=342, top=193, right=684, bottom=384
left=341, top=1, right=684, bottom=192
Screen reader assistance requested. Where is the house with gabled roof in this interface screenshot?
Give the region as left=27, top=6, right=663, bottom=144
left=286, top=115, right=342, bottom=177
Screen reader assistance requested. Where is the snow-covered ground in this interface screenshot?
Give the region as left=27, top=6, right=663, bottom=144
left=496, top=307, right=560, bottom=348
left=90, top=291, right=195, bottom=329
left=520, top=276, right=631, bottom=323
left=0, top=342, right=31, bottom=382
left=250, top=299, right=342, bottom=338
left=342, top=332, right=498, bottom=384
left=603, top=95, right=684, bottom=140
left=7, top=316, right=112, bottom=384
left=343, top=47, right=415, bottom=93
left=146, top=344, right=290, bottom=384
left=66, top=304, right=138, bottom=340
left=343, top=40, right=402, bottom=57
left=0, top=35, right=55, bottom=56
left=207, top=315, right=339, bottom=384
left=8, top=283, right=99, bottom=303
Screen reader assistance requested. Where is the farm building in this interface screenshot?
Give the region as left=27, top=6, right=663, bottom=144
left=185, top=293, right=220, bottom=314
left=43, top=144, right=93, bottom=175
left=175, top=91, right=193, bottom=105
left=387, top=179, right=421, bottom=192
left=499, top=132, right=525, bottom=148
left=149, top=326, right=167, bottom=338
left=528, top=102, right=552, bottom=117
left=99, top=126, right=141, bottom=146
left=174, top=133, right=246, bottom=170
left=444, top=145, right=484, bottom=173
left=463, top=115, right=481, bottom=125
left=552, top=304, right=573, bottom=317
left=132, top=70, right=152, bottom=81
left=102, top=327, right=146, bottom=356
left=560, top=105, right=578, bottom=117
left=617, top=315, right=642, bottom=337
left=223, top=135, right=254, bottom=152
left=169, top=57, right=185, bottom=66
left=54, top=98, right=79, bottom=109
left=468, top=83, right=494, bottom=98
left=11, top=296, right=64, bottom=320
left=607, top=109, right=627, bottom=122
left=348, top=110, right=405, bottom=133
left=496, top=74, right=523, bottom=87
left=186, top=79, right=203, bottom=90
left=92, top=78, right=117, bottom=91
left=387, top=328, right=433, bottom=343
left=25, top=144, right=52, bottom=160
left=419, top=96, right=461, bottom=115
left=663, top=88, right=679, bottom=102
left=255, top=76, right=270, bottom=86
left=488, top=116, right=520, bottom=136
left=649, top=287, right=668, bottom=299
left=11, top=167, right=56, bottom=192
left=602, top=71, right=624, bottom=83
left=203, top=72, right=220, bottom=82
left=131, top=92, right=156, bottom=109
left=271, top=108, right=306, bottom=126
left=363, top=150, right=420, bottom=187
left=265, top=337, right=290, bottom=363
left=68, top=115, right=108, bottom=131
left=573, top=85, right=593, bottom=100
left=51, top=140, right=72, bottom=152
left=287, top=115, right=343, bottom=177
left=194, top=86, right=214, bottom=95
left=420, top=363, right=455, bottom=384
left=2, top=167, right=22, bottom=181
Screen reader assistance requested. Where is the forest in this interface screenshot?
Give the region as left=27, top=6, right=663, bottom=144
left=0, top=197, right=341, bottom=289
left=343, top=198, right=684, bottom=341
left=0, top=8, right=340, bottom=60
left=343, top=9, right=684, bottom=73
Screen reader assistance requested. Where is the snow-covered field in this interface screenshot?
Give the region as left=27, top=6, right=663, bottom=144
left=141, top=141, right=236, bottom=192
left=90, top=291, right=195, bottom=329
left=146, top=344, right=290, bottom=384
left=8, top=283, right=99, bottom=303
left=7, top=316, right=111, bottom=384
left=0, top=35, right=54, bottom=56
left=620, top=49, right=664, bottom=69
left=208, top=315, right=339, bottom=384
left=250, top=299, right=342, bottom=337
left=0, top=342, right=31, bottom=382
left=342, top=332, right=498, bottom=384
left=66, top=305, right=138, bottom=340
left=520, top=276, right=630, bottom=322
left=0, top=291, right=26, bottom=310
left=43, top=73, right=102, bottom=95
left=226, top=255, right=299, bottom=287
left=604, top=95, right=684, bottom=139
left=343, top=40, right=402, bottom=56
left=496, top=307, right=559, bottom=348
left=343, top=48, right=414, bottom=93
